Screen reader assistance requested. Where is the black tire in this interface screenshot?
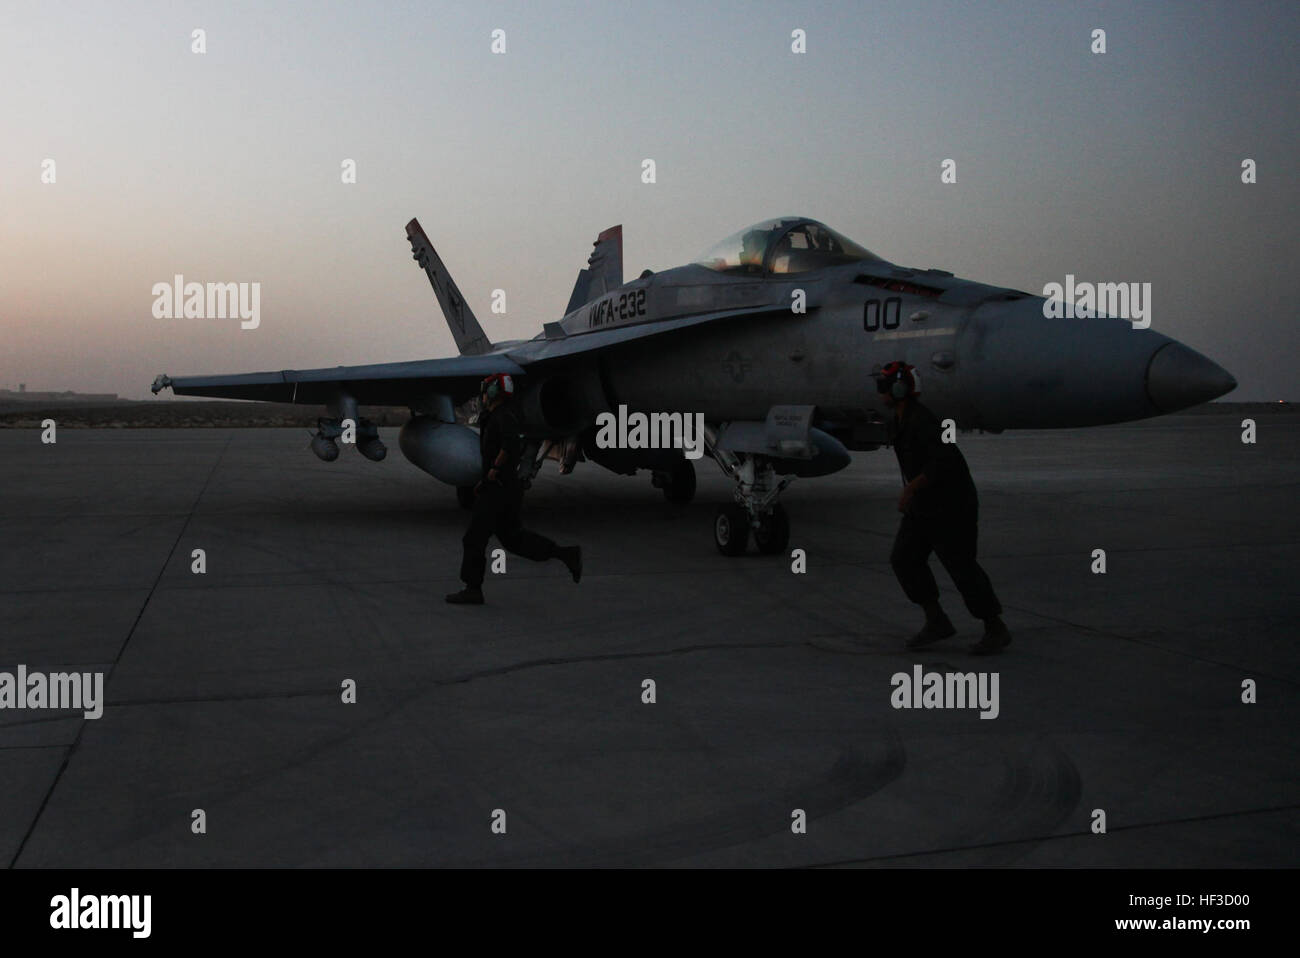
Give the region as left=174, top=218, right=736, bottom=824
left=456, top=485, right=476, bottom=510
left=663, top=458, right=697, bottom=504
left=714, top=504, right=750, bottom=556
left=753, top=504, right=790, bottom=555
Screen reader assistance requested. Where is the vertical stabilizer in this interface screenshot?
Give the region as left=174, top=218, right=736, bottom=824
left=406, top=218, right=492, bottom=356
left=564, top=225, right=623, bottom=315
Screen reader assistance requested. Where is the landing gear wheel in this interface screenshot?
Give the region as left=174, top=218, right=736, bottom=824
left=662, top=458, right=697, bottom=504
left=714, top=504, right=750, bottom=556
left=753, top=504, right=790, bottom=555
left=456, top=485, right=476, bottom=510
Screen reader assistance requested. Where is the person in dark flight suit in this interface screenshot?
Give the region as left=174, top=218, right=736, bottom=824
left=877, top=361, right=1011, bottom=654
left=446, top=373, right=582, bottom=605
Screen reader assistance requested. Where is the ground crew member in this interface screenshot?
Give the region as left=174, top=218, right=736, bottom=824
left=876, top=361, right=1011, bottom=654
left=446, top=373, right=582, bottom=604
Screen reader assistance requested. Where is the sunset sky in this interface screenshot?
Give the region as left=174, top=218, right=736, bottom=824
left=2, top=0, right=1296, bottom=400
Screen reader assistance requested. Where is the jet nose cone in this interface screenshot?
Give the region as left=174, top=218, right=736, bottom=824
left=1146, top=342, right=1237, bottom=413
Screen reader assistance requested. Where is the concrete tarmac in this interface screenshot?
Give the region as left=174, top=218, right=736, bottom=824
left=1, top=410, right=1297, bottom=867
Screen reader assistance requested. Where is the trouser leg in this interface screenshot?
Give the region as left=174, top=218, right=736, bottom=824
left=890, top=514, right=940, bottom=606
left=494, top=490, right=558, bottom=562
left=932, top=517, right=1003, bottom=620
left=459, top=487, right=501, bottom=587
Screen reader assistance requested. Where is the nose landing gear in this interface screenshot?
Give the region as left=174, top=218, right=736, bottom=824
left=709, top=446, right=794, bottom=556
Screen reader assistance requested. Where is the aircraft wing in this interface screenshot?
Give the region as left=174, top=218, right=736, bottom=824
left=153, top=304, right=797, bottom=406
left=152, top=354, right=524, bottom=407
left=510, top=305, right=796, bottom=363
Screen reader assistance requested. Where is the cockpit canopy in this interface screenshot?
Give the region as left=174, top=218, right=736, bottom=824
left=693, top=217, right=880, bottom=275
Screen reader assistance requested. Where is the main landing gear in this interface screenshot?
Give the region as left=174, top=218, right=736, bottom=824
left=651, top=457, right=697, bottom=504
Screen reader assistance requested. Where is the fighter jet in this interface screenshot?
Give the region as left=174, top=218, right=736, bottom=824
left=151, top=216, right=1236, bottom=554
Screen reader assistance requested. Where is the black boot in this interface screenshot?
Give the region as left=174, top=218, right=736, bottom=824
left=446, top=586, right=484, bottom=605
left=969, top=616, right=1011, bottom=655
left=907, top=602, right=956, bottom=649
left=558, top=546, right=582, bottom=584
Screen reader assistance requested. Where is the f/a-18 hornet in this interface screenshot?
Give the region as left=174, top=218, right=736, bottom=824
left=152, top=216, right=1236, bottom=554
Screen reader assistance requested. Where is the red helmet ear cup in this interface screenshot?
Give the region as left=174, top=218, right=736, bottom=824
left=877, top=361, right=917, bottom=399
left=480, top=373, right=515, bottom=402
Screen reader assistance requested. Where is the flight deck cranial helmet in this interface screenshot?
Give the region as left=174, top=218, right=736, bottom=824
left=480, top=373, right=515, bottom=403
left=876, top=361, right=918, bottom=400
